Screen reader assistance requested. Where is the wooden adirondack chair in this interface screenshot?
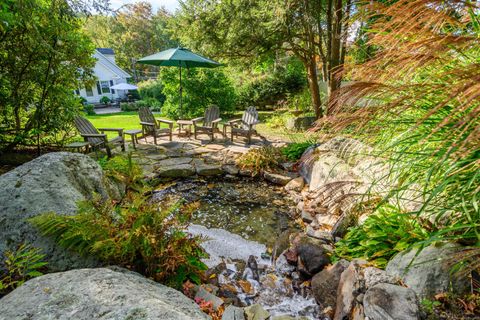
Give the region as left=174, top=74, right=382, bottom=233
left=138, top=107, right=173, bottom=144
left=74, top=116, right=124, bottom=158
left=228, top=106, right=260, bottom=144
left=192, top=105, right=222, bottom=141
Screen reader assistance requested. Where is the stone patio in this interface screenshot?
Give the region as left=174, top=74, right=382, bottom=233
left=123, top=132, right=288, bottom=182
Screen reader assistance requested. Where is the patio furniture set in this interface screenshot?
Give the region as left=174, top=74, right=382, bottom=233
left=72, top=105, right=260, bottom=157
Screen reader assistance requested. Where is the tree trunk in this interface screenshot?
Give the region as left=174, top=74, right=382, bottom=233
left=306, top=57, right=322, bottom=118
left=326, top=0, right=344, bottom=115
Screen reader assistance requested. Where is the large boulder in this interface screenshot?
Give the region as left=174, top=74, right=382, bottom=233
left=363, top=283, right=421, bottom=320
left=0, top=152, right=120, bottom=271
left=334, top=259, right=367, bottom=320
left=302, top=152, right=358, bottom=191
left=0, top=267, right=208, bottom=320
left=297, top=243, right=330, bottom=276
left=311, top=259, right=350, bottom=309
left=317, top=137, right=372, bottom=163
left=386, top=243, right=470, bottom=299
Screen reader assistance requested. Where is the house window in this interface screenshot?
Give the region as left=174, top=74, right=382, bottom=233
left=85, top=86, right=94, bottom=97
left=100, top=81, right=111, bottom=94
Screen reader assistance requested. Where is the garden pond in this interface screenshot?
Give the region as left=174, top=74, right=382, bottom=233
left=153, top=177, right=321, bottom=318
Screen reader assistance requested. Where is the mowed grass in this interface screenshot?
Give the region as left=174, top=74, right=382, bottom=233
left=86, top=112, right=171, bottom=139
left=86, top=110, right=312, bottom=142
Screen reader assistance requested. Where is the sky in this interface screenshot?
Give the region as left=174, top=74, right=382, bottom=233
left=110, top=0, right=180, bottom=13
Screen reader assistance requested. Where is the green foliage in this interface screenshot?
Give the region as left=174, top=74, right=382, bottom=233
left=99, top=153, right=143, bottom=193
left=334, top=205, right=430, bottom=268
left=99, top=96, right=111, bottom=105
left=160, top=67, right=237, bottom=119
left=281, top=141, right=315, bottom=161
left=285, top=88, right=316, bottom=114
left=421, top=299, right=442, bottom=315
left=120, top=102, right=140, bottom=111
left=0, top=0, right=95, bottom=151
left=30, top=195, right=207, bottom=289
left=236, top=146, right=285, bottom=175
left=120, top=99, right=161, bottom=112
left=83, top=104, right=96, bottom=116
left=265, top=112, right=289, bottom=129
left=0, top=244, right=47, bottom=295
left=137, top=80, right=166, bottom=107
left=83, top=4, right=176, bottom=74
left=237, top=59, right=306, bottom=109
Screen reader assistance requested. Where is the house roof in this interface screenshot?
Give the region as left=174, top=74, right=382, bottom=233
left=94, top=49, right=131, bottom=79
left=96, top=48, right=115, bottom=55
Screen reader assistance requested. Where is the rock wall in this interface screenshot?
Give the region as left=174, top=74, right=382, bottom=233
left=296, top=137, right=424, bottom=235
left=0, top=152, right=122, bottom=271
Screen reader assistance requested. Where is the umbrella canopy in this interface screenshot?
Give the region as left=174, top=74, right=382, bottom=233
left=110, top=83, right=138, bottom=90
left=137, top=47, right=221, bottom=68
left=137, top=47, right=222, bottom=118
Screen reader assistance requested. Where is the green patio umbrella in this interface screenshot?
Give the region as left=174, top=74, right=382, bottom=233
left=137, top=47, right=221, bottom=118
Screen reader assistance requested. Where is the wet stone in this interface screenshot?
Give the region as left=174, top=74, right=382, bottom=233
left=223, top=164, right=239, bottom=175
left=195, top=286, right=224, bottom=311
left=222, top=305, right=246, bottom=320
left=244, top=304, right=270, bottom=320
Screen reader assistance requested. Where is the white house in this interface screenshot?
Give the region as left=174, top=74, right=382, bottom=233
left=76, top=48, right=131, bottom=104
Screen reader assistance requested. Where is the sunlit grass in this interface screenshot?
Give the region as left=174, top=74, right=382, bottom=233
left=85, top=110, right=313, bottom=142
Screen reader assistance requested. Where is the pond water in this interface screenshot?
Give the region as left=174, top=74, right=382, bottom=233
left=153, top=177, right=320, bottom=319
left=153, top=177, right=298, bottom=249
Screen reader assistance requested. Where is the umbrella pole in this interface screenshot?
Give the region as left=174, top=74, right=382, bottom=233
left=179, top=66, right=182, bottom=119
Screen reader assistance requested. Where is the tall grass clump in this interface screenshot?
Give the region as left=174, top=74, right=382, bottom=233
left=319, top=1, right=480, bottom=270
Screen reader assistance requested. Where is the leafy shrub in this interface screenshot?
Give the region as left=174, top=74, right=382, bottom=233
left=30, top=195, right=207, bottom=288
left=285, top=88, right=317, bottom=114
left=100, top=96, right=111, bottom=104
left=161, top=67, right=237, bottom=119
left=265, top=112, right=289, bottom=129
left=334, top=205, right=430, bottom=268
left=127, top=89, right=140, bottom=101
left=120, top=101, right=139, bottom=111
left=0, top=244, right=47, bottom=295
left=137, top=79, right=166, bottom=106
left=120, top=99, right=162, bottom=112
left=281, top=141, right=316, bottom=161
left=83, top=103, right=95, bottom=115
left=236, top=146, right=285, bottom=175
left=237, top=58, right=306, bottom=109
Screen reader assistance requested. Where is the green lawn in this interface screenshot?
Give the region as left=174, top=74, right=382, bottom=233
left=86, top=110, right=313, bottom=142
left=86, top=112, right=171, bottom=139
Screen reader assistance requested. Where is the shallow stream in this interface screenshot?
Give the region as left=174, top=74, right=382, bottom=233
left=153, top=177, right=320, bottom=319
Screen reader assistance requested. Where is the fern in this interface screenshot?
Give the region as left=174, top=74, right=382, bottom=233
left=0, top=244, right=47, bottom=295
left=30, top=192, right=207, bottom=288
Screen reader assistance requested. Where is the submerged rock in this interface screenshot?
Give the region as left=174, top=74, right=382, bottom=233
left=363, top=283, right=421, bottom=320
left=0, top=267, right=208, bottom=320
left=0, top=152, right=119, bottom=271
left=386, top=243, right=470, bottom=299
